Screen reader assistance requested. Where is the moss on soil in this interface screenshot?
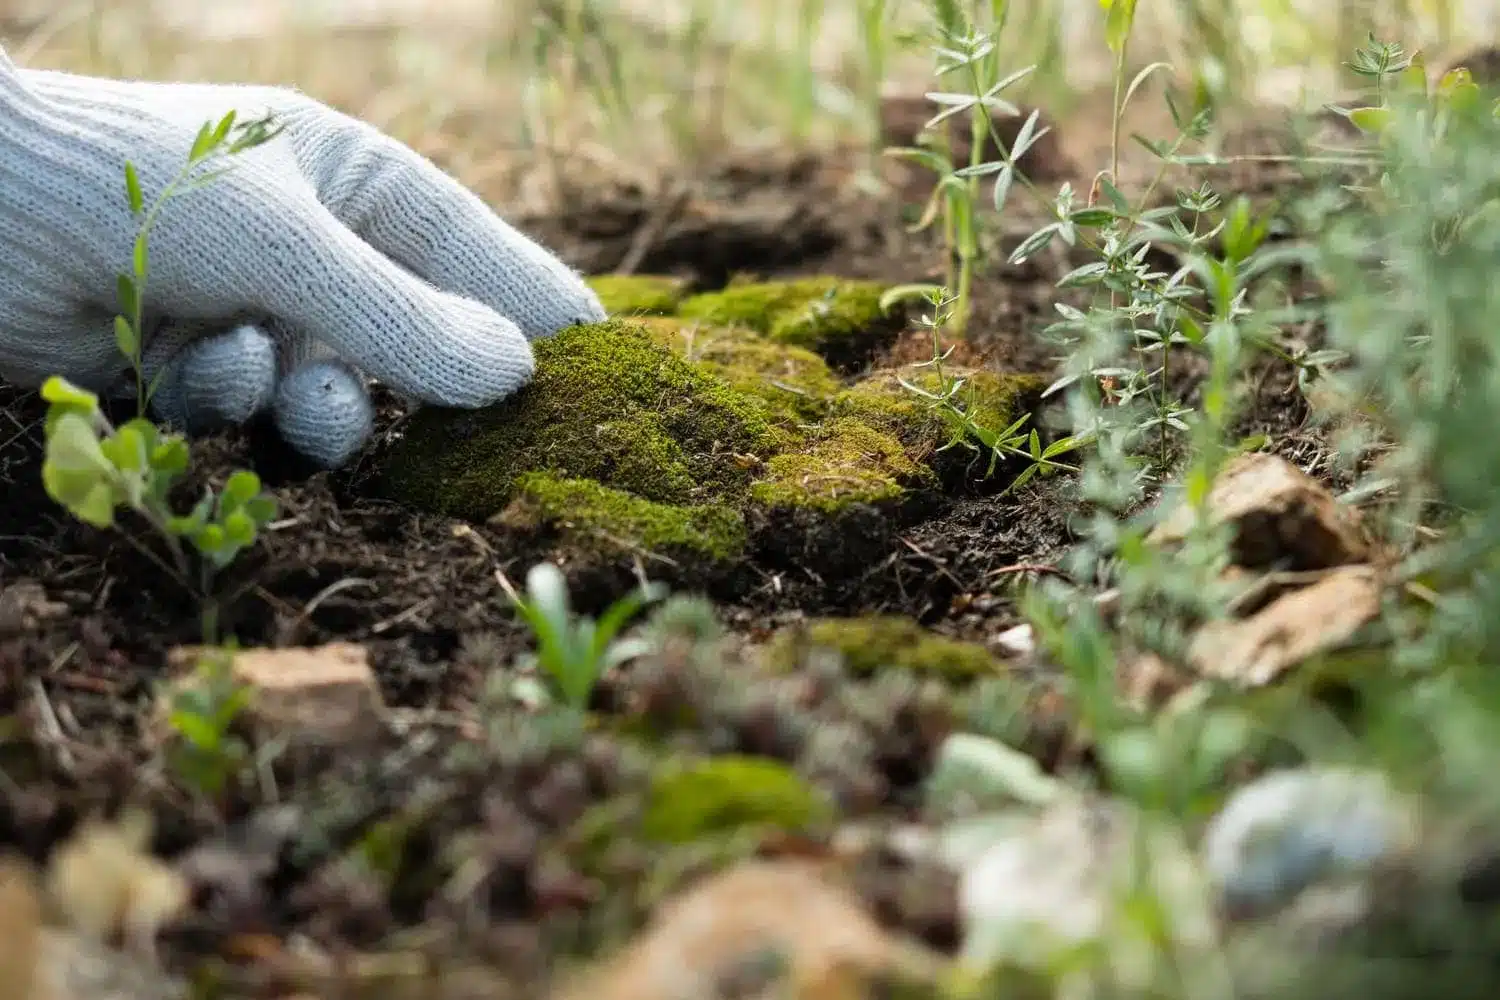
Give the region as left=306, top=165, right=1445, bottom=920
left=769, top=615, right=1004, bottom=680
left=749, top=418, right=934, bottom=513
left=586, top=274, right=689, bottom=316
left=676, top=277, right=901, bottom=366
left=835, top=367, right=1048, bottom=450
left=371, top=321, right=777, bottom=521
left=496, top=473, right=748, bottom=561
left=643, top=319, right=840, bottom=422
left=640, top=754, right=833, bottom=844
left=370, top=277, right=1046, bottom=564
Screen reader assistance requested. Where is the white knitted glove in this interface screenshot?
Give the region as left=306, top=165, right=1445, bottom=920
left=0, top=48, right=605, bottom=468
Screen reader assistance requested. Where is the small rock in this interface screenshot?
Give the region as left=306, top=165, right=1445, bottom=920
left=1187, top=565, right=1383, bottom=687
left=162, top=643, right=387, bottom=751
left=0, top=581, right=67, bottom=637
left=1149, top=453, right=1371, bottom=571
left=993, top=623, right=1034, bottom=658
left=1202, top=767, right=1419, bottom=925
left=943, top=795, right=1217, bottom=984
left=0, top=856, right=44, bottom=1000
left=925, top=732, right=1063, bottom=814
left=548, top=858, right=945, bottom=1000
left=44, top=810, right=191, bottom=958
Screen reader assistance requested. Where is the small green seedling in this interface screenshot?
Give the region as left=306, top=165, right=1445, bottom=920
left=38, top=376, right=278, bottom=643
left=116, top=108, right=284, bottom=417
left=1325, top=35, right=1499, bottom=252
left=883, top=284, right=1087, bottom=490
left=162, top=646, right=254, bottom=804
left=38, top=109, right=284, bottom=645
left=884, top=10, right=1040, bottom=336
left=499, top=561, right=665, bottom=710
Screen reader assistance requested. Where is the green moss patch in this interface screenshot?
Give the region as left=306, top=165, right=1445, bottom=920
left=677, top=277, right=902, bottom=369
left=749, top=417, right=934, bottom=513
left=366, top=278, right=1052, bottom=573
left=644, top=320, right=839, bottom=422
left=495, top=473, right=747, bottom=561
left=835, top=366, right=1047, bottom=451
left=769, top=615, right=1004, bottom=680
left=641, top=755, right=832, bottom=844
left=371, top=321, right=777, bottom=521
left=586, top=274, right=689, bottom=316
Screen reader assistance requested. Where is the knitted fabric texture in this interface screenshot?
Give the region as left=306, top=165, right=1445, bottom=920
left=0, top=47, right=604, bottom=467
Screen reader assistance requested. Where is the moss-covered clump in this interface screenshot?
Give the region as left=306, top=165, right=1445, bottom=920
left=644, top=320, right=839, bottom=422
left=641, top=755, right=833, bottom=844
left=677, top=277, right=901, bottom=368
left=368, top=277, right=1052, bottom=571
left=769, top=615, right=1004, bottom=680
left=835, top=366, right=1047, bottom=451
left=496, top=473, right=748, bottom=560
left=749, top=418, right=934, bottom=513
left=587, top=274, right=689, bottom=316
left=371, top=321, right=778, bottom=521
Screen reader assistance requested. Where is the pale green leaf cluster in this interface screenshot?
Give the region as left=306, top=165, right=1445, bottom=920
left=499, top=561, right=666, bottom=710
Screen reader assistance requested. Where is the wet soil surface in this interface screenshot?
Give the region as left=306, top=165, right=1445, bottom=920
left=0, top=102, right=1346, bottom=995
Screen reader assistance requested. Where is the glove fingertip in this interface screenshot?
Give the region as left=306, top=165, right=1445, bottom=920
left=153, top=323, right=279, bottom=433
left=272, top=359, right=376, bottom=470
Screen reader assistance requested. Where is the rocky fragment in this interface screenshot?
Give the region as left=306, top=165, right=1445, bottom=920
left=45, top=810, right=191, bottom=957
left=161, top=643, right=386, bottom=751
left=1202, top=766, right=1419, bottom=924
left=0, top=580, right=67, bottom=637
left=548, top=858, right=945, bottom=1000
left=1186, top=565, right=1383, bottom=688
left=1146, top=453, right=1386, bottom=688
left=942, top=794, right=1216, bottom=984
left=0, top=856, right=44, bottom=1000
left=1149, top=452, right=1371, bottom=570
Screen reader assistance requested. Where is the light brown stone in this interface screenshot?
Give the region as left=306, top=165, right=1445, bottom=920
left=162, top=643, right=386, bottom=750
left=548, top=858, right=945, bottom=1000
left=1150, top=453, right=1370, bottom=571
left=1187, top=565, right=1383, bottom=687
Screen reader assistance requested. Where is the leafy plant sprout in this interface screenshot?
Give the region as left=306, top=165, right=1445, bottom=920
left=498, top=560, right=665, bottom=711
left=884, top=3, right=1042, bottom=336
left=882, top=283, right=1087, bottom=490
left=891, top=0, right=1356, bottom=496
left=115, top=108, right=284, bottom=417
left=161, top=645, right=255, bottom=808
left=39, top=377, right=278, bottom=646
left=38, top=109, right=284, bottom=646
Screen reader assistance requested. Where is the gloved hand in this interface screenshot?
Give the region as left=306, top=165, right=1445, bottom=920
left=0, top=47, right=606, bottom=468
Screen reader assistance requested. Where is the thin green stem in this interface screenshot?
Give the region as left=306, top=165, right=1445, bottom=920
left=1110, top=42, right=1127, bottom=186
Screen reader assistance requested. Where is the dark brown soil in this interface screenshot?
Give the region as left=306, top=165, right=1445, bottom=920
left=0, top=96, right=1344, bottom=996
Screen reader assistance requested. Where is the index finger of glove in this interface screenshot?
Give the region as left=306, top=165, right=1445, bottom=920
left=310, top=117, right=606, bottom=339
left=189, top=187, right=537, bottom=410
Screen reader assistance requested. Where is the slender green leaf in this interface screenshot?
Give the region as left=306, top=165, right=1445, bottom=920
left=124, top=162, right=144, bottom=214
left=114, top=316, right=138, bottom=360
